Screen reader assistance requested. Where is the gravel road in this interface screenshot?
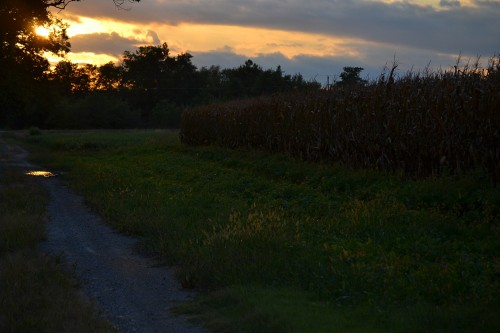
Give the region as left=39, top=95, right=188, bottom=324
left=1, top=134, right=207, bottom=333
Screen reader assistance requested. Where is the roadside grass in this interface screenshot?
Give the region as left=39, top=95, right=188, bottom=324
left=174, top=286, right=386, bottom=333
left=176, top=286, right=497, bottom=333
left=17, top=130, right=500, bottom=332
left=0, top=167, right=115, bottom=332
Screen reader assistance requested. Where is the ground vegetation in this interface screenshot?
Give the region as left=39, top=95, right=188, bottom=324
left=18, top=130, right=499, bottom=333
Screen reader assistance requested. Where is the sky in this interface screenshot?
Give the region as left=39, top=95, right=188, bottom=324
left=45, top=0, right=499, bottom=84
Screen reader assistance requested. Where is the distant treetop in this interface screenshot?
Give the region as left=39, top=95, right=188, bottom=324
left=336, top=67, right=367, bottom=86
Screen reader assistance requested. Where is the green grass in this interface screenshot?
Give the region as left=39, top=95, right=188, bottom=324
left=0, top=169, right=48, bottom=253
left=0, top=164, right=115, bottom=332
left=174, top=286, right=388, bottom=333
left=16, top=129, right=500, bottom=332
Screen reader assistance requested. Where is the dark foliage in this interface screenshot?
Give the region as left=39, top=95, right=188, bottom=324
left=0, top=0, right=319, bottom=129
left=335, top=66, right=367, bottom=87
left=0, top=0, right=70, bottom=129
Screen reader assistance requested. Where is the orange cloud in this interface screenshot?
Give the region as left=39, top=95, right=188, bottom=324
left=43, top=51, right=118, bottom=66
left=156, top=23, right=364, bottom=59
left=59, top=15, right=369, bottom=64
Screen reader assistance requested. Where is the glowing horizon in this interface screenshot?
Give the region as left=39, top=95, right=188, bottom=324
left=38, top=0, right=497, bottom=81
left=45, top=15, right=382, bottom=68
left=61, top=17, right=368, bottom=57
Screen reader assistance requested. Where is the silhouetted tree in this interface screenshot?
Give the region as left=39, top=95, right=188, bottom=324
left=219, top=60, right=320, bottom=99
left=222, top=59, right=263, bottom=97
left=162, top=52, right=199, bottom=103
left=336, top=67, right=367, bottom=86
left=121, top=43, right=199, bottom=117
left=122, top=43, right=170, bottom=91
left=96, top=62, right=124, bottom=91
left=0, top=0, right=141, bottom=128
left=0, top=0, right=73, bottom=128
left=50, top=61, right=98, bottom=95
left=0, top=0, right=318, bottom=130
left=196, top=65, right=224, bottom=103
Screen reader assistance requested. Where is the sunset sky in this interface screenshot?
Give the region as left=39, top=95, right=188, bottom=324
left=47, top=0, right=499, bottom=83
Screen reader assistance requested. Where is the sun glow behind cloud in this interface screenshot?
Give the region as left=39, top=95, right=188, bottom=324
left=43, top=0, right=498, bottom=81
left=156, top=23, right=364, bottom=59
left=58, top=14, right=369, bottom=66
left=65, top=16, right=139, bottom=38
left=43, top=16, right=144, bottom=65
left=35, top=26, right=51, bottom=37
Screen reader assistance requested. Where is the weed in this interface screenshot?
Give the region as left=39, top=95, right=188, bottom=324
left=0, top=165, right=115, bottom=332
left=0, top=251, right=114, bottom=333
left=16, top=130, right=500, bottom=332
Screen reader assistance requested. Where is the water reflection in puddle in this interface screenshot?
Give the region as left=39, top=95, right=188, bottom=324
left=26, top=171, right=56, bottom=177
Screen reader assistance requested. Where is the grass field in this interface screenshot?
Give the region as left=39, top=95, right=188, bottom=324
left=0, top=162, right=115, bottom=332
left=14, top=129, right=500, bottom=333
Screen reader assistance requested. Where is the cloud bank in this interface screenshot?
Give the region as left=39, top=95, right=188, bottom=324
left=57, top=0, right=498, bottom=83
left=65, top=0, right=499, bottom=56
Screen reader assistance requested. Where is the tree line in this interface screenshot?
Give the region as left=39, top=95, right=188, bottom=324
left=3, top=0, right=370, bottom=129
left=1, top=39, right=319, bottom=129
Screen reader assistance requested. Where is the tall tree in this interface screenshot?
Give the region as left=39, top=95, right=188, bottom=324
left=97, top=62, right=124, bottom=91
left=122, top=43, right=199, bottom=115
left=0, top=0, right=140, bottom=128
left=336, top=67, right=367, bottom=87
left=122, top=43, right=171, bottom=91
left=0, top=0, right=70, bottom=128
left=0, top=0, right=71, bottom=74
left=50, top=61, right=99, bottom=95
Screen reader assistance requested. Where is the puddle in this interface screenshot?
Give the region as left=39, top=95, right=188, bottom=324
left=26, top=171, right=56, bottom=177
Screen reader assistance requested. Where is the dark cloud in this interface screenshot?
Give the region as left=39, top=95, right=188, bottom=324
left=192, top=49, right=248, bottom=70
left=60, top=0, right=497, bottom=82
left=440, top=0, right=461, bottom=7
left=146, top=30, right=161, bottom=44
left=473, top=1, right=500, bottom=10
left=62, top=0, right=499, bottom=57
left=67, top=33, right=480, bottom=86
left=69, top=32, right=144, bottom=56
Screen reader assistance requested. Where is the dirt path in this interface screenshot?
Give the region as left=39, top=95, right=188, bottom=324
left=0, top=134, right=206, bottom=333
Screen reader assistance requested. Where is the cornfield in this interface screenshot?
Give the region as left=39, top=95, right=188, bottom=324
left=181, top=56, right=500, bottom=184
